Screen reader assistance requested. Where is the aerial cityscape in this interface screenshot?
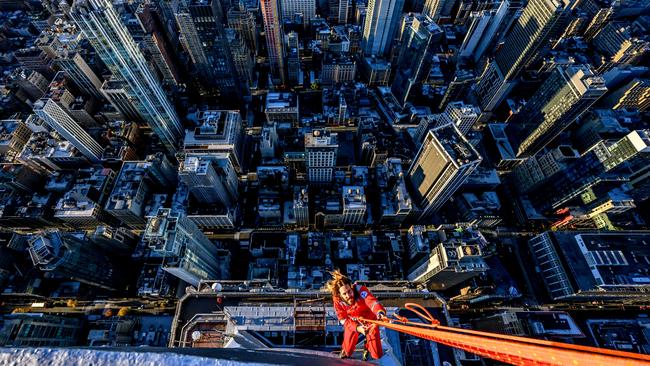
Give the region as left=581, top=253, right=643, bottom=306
left=0, top=0, right=649, bottom=364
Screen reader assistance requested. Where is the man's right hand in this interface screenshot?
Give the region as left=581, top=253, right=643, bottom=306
left=356, top=325, right=366, bottom=335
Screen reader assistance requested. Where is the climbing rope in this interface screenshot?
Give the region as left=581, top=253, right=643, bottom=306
left=359, top=303, right=650, bottom=366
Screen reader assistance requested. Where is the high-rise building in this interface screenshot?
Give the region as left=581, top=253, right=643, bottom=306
left=458, top=1, right=510, bottom=63
left=378, top=158, right=413, bottom=226
left=362, top=0, right=405, bottom=56
left=507, top=65, right=607, bottom=157
left=305, top=130, right=338, bottom=183
left=183, top=110, right=244, bottom=173
left=0, top=314, right=83, bottom=347
left=338, top=0, right=350, bottom=24
left=474, top=0, right=571, bottom=111
left=16, top=131, right=89, bottom=174
left=100, top=77, right=143, bottom=123
left=407, top=124, right=482, bottom=220
left=439, top=68, right=477, bottom=110
left=361, top=56, right=391, bottom=85
left=328, top=0, right=349, bottom=24
left=604, top=78, right=650, bottom=112
left=265, top=92, right=299, bottom=126
left=513, top=146, right=579, bottom=194
left=33, top=73, right=103, bottom=163
left=342, top=186, right=367, bottom=226
left=175, top=0, right=239, bottom=96
left=293, top=186, right=309, bottom=227
left=597, top=129, right=650, bottom=173
left=422, top=0, right=456, bottom=21
left=282, top=0, right=316, bottom=25
left=261, top=0, right=287, bottom=84
left=28, top=230, right=123, bottom=290
left=528, top=231, right=650, bottom=301
left=227, top=3, right=258, bottom=54
left=105, top=154, right=177, bottom=229
left=35, top=21, right=105, bottom=100
left=260, top=123, right=278, bottom=159
left=406, top=226, right=488, bottom=289
left=143, top=208, right=226, bottom=286
left=135, top=1, right=182, bottom=87
left=179, top=156, right=238, bottom=207
left=53, top=167, right=116, bottom=228
left=391, top=14, right=442, bottom=106
left=226, top=28, right=254, bottom=93
left=583, top=5, right=613, bottom=41
left=66, top=0, right=183, bottom=154
left=436, top=101, right=481, bottom=135
left=287, top=32, right=301, bottom=85
left=525, top=130, right=649, bottom=212
left=321, top=54, right=356, bottom=85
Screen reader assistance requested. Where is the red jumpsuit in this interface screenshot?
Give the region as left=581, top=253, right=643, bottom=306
left=334, top=284, right=386, bottom=359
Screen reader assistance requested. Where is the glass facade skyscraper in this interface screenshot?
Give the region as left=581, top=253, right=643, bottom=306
left=66, top=0, right=183, bottom=154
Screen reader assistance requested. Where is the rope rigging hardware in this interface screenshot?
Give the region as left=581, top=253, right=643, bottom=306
left=358, top=303, right=650, bottom=366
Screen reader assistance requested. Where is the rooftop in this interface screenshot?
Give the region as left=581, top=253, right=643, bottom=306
left=184, top=111, right=241, bottom=147
left=363, top=56, right=391, bottom=69
left=304, top=130, right=338, bottom=147
left=342, top=186, right=366, bottom=210
left=544, top=231, right=650, bottom=294
left=19, top=131, right=78, bottom=160
left=266, top=92, right=297, bottom=110
left=430, top=124, right=481, bottom=165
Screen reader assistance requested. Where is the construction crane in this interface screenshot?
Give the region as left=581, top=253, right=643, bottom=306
left=359, top=303, right=650, bottom=366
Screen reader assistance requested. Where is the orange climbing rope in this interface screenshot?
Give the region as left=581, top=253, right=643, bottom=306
left=360, top=303, right=650, bottom=366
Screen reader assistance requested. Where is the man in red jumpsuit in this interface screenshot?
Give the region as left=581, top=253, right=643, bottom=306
left=332, top=278, right=387, bottom=360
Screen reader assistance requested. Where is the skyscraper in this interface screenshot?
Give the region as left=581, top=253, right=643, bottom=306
left=391, top=14, right=442, bottom=106
left=458, top=0, right=510, bottom=63
left=175, top=0, right=239, bottom=96
left=143, top=208, right=225, bottom=286
left=407, top=124, right=482, bottom=220
left=228, top=3, right=258, bottom=54
left=525, top=130, right=650, bottom=212
left=261, top=0, right=287, bottom=84
left=507, top=65, right=607, bottom=157
left=28, top=231, right=123, bottom=290
left=293, top=186, right=309, bottom=227
left=66, top=0, right=183, bottom=154
left=183, top=110, right=245, bottom=173
left=474, top=0, right=571, bottom=111
left=422, top=0, right=456, bottom=22
left=342, top=186, right=367, bottom=226
left=305, top=130, right=338, bottom=183
left=362, top=0, right=405, bottom=56
left=436, top=101, right=481, bottom=135
left=33, top=73, right=103, bottom=163
left=105, top=154, right=177, bottom=229
left=35, top=21, right=105, bottom=100
left=287, top=32, right=301, bottom=85
left=406, top=226, right=488, bottom=289
left=604, top=78, right=650, bottom=112
left=100, top=77, right=143, bottom=123
left=179, top=156, right=238, bottom=208
left=282, top=0, right=315, bottom=25
left=135, top=1, right=182, bottom=87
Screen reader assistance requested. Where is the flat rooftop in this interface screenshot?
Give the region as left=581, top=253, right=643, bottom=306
left=304, top=130, right=338, bottom=147
left=430, top=124, right=480, bottom=165
left=266, top=92, right=297, bottom=110
left=549, top=232, right=650, bottom=293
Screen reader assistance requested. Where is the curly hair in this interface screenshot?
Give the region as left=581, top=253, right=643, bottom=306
left=326, top=269, right=353, bottom=298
